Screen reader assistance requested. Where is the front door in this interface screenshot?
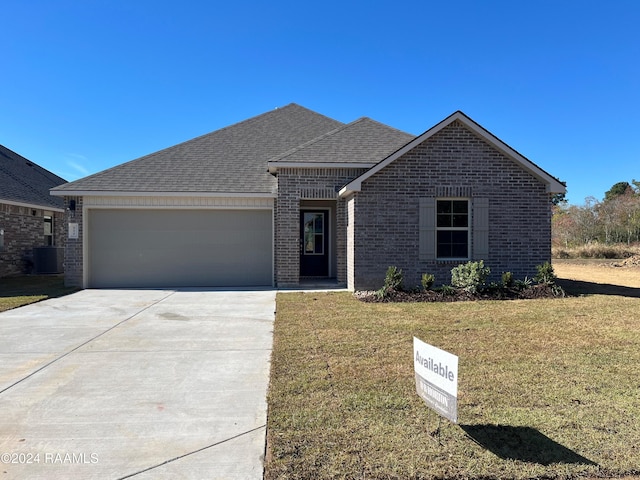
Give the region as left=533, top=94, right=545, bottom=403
left=300, top=210, right=329, bottom=277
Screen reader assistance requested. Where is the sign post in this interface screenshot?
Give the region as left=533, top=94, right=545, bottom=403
left=413, top=337, right=458, bottom=424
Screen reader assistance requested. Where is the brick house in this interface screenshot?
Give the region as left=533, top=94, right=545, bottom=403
left=51, top=104, right=565, bottom=290
left=1, top=145, right=66, bottom=277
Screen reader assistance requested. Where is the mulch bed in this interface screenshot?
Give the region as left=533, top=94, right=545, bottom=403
left=356, top=284, right=562, bottom=303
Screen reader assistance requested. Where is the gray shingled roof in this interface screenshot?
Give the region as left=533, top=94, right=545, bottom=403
left=0, top=145, right=66, bottom=209
left=268, top=117, right=414, bottom=167
left=52, top=104, right=344, bottom=195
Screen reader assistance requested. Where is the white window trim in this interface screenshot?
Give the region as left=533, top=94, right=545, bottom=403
left=435, top=198, right=470, bottom=261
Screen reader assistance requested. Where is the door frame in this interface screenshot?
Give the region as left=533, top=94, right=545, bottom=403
left=299, top=206, right=332, bottom=278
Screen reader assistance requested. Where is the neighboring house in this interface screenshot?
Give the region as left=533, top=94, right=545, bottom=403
left=51, top=104, right=565, bottom=290
left=1, top=145, right=66, bottom=277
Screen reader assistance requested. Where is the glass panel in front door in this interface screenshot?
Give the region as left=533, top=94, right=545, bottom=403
left=303, top=212, right=324, bottom=255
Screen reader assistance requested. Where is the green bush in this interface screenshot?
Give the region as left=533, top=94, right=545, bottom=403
left=376, top=266, right=403, bottom=300
left=421, top=273, right=435, bottom=291
left=383, top=266, right=403, bottom=290
left=501, top=271, right=514, bottom=288
left=514, top=276, right=533, bottom=290
left=451, top=260, right=491, bottom=294
left=437, top=284, right=456, bottom=296
left=534, top=262, right=557, bottom=285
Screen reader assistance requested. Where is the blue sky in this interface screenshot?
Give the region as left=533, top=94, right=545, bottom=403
left=2, top=0, right=638, bottom=205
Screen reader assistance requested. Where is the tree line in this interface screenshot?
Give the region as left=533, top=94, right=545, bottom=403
left=552, top=180, right=640, bottom=246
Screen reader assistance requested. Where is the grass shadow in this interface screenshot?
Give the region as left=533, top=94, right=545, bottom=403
left=0, top=275, right=75, bottom=297
left=461, top=424, right=598, bottom=466
left=557, top=278, right=640, bottom=298
left=0, top=275, right=78, bottom=312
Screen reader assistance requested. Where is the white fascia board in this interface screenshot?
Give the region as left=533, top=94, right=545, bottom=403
left=1, top=198, right=65, bottom=213
left=338, top=183, right=357, bottom=197
left=453, top=113, right=566, bottom=194
left=267, top=162, right=375, bottom=173
left=50, top=190, right=277, bottom=198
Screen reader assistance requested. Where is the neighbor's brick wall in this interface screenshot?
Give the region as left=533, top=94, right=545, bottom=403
left=275, top=167, right=368, bottom=286
left=351, top=120, right=552, bottom=290
left=0, top=203, right=65, bottom=277
left=62, top=196, right=83, bottom=287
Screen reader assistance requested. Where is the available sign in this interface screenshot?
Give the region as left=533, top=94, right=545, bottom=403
left=413, top=337, right=458, bottom=423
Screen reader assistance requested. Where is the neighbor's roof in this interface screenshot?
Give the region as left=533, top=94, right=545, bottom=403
left=267, top=117, right=414, bottom=172
left=0, top=144, right=66, bottom=210
left=51, top=104, right=344, bottom=196
left=340, top=111, right=567, bottom=196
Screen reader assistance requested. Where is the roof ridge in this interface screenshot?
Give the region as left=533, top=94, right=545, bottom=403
left=52, top=104, right=344, bottom=194
left=268, top=116, right=414, bottom=164
left=268, top=117, right=365, bottom=163
left=357, top=116, right=414, bottom=137
left=53, top=103, right=328, bottom=190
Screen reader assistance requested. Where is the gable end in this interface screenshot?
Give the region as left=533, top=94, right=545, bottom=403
left=339, top=111, right=565, bottom=197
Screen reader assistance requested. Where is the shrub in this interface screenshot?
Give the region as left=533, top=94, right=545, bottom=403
left=438, top=284, right=456, bottom=296
left=514, top=276, right=533, bottom=290
left=450, top=260, right=491, bottom=294
left=421, top=273, right=435, bottom=291
left=501, top=271, right=514, bottom=288
left=534, top=262, right=557, bottom=285
left=375, top=266, right=403, bottom=300
left=383, top=266, right=403, bottom=290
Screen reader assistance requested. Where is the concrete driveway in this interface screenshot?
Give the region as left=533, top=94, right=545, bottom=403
left=0, top=288, right=276, bottom=479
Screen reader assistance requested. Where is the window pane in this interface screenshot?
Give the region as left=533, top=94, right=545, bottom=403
left=305, top=233, right=315, bottom=253
left=450, top=231, right=468, bottom=257
left=437, top=230, right=468, bottom=258
left=437, top=231, right=453, bottom=258
left=452, top=214, right=468, bottom=228
left=437, top=214, right=452, bottom=228
left=315, top=234, right=323, bottom=254
left=453, top=201, right=468, bottom=214
left=304, top=215, right=315, bottom=252
left=437, top=201, right=452, bottom=214
left=303, top=212, right=324, bottom=255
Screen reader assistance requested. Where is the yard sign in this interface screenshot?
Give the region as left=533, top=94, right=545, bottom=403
left=413, top=337, right=458, bottom=423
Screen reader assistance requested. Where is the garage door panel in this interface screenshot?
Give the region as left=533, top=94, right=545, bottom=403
left=88, top=209, right=272, bottom=288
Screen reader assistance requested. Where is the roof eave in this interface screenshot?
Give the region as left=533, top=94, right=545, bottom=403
left=268, top=162, right=376, bottom=174
left=0, top=198, right=65, bottom=212
left=50, top=190, right=277, bottom=198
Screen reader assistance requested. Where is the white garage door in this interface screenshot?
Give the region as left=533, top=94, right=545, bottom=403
left=88, top=209, right=273, bottom=288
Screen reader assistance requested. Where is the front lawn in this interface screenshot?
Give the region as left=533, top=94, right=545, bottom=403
left=0, top=275, right=77, bottom=312
left=266, top=264, right=640, bottom=479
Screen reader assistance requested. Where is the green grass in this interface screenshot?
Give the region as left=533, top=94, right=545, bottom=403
left=266, top=285, right=640, bottom=479
left=0, top=275, right=78, bottom=312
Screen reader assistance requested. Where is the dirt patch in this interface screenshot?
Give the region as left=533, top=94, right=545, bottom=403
left=610, top=253, right=640, bottom=268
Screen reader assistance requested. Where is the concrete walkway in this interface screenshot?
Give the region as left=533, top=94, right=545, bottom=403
left=0, top=288, right=276, bottom=479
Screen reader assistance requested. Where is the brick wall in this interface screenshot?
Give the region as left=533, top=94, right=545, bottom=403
left=0, top=203, right=65, bottom=277
left=62, top=196, right=83, bottom=287
left=275, top=167, right=367, bottom=286
left=350, top=121, right=552, bottom=290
